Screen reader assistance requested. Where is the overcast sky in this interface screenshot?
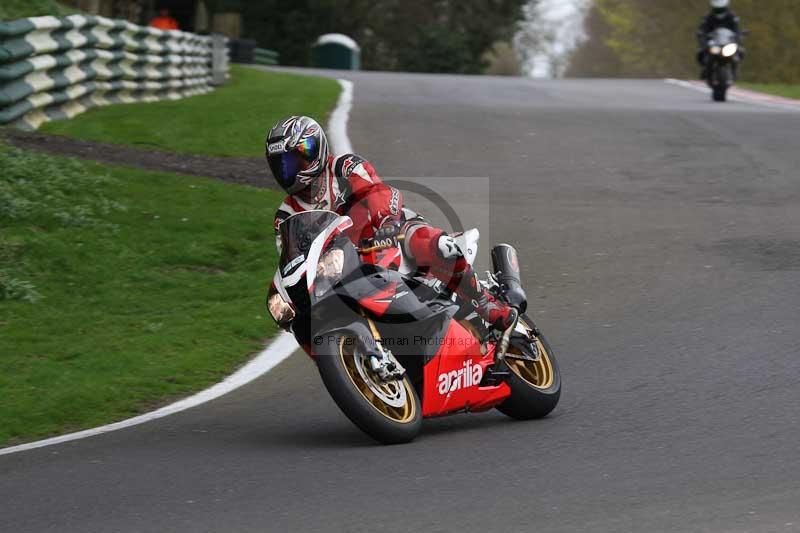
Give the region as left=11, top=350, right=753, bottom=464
left=521, top=0, right=590, bottom=78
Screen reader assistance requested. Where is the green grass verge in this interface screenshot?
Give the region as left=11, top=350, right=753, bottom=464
left=0, top=144, right=284, bottom=446
left=42, top=65, right=341, bottom=158
left=0, top=0, right=78, bottom=20
left=738, top=83, right=800, bottom=100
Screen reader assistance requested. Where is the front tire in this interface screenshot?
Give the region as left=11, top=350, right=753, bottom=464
left=496, top=315, right=561, bottom=420
left=712, top=64, right=730, bottom=102
left=712, top=85, right=728, bottom=102
left=315, top=332, right=422, bottom=444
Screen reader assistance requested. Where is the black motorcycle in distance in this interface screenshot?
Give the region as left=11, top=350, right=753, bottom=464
left=700, top=27, right=742, bottom=102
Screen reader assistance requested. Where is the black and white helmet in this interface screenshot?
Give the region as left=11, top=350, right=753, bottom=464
left=710, top=0, right=730, bottom=11
left=266, top=116, right=329, bottom=195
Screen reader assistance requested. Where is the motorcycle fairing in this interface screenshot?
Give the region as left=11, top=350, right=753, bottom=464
left=331, top=266, right=441, bottom=323
left=373, top=300, right=456, bottom=362
left=306, top=260, right=459, bottom=371
left=363, top=245, right=403, bottom=272
left=421, top=320, right=511, bottom=417
left=708, top=27, right=737, bottom=47
left=276, top=211, right=354, bottom=297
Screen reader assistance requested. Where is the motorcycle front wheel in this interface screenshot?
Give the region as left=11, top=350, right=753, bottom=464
left=496, top=314, right=562, bottom=420
left=712, top=64, right=730, bottom=102
left=712, top=84, right=728, bottom=102
left=315, top=331, right=422, bottom=444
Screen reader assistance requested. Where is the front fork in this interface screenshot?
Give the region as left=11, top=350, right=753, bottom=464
left=364, top=314, right=406, bottom=381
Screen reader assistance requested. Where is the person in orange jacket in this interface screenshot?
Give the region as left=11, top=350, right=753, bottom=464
left=150, top=9, right=179, bottom=31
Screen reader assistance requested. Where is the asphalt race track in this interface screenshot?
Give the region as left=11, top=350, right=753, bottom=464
left=2, top=71, right=800, bottom=532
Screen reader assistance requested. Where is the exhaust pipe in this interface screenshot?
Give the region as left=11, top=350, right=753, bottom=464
left=490, top=244, right=528, bottom=313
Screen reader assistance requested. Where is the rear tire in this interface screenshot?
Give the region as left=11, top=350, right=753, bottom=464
left=315, top=332, right=422, bottom=444
left=496, top=315, right=561, bottom=420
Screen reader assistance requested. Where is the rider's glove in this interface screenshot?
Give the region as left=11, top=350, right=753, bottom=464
left=369, top=223, right=401, bottom=249
left=374, top=223, right=400, bottom=241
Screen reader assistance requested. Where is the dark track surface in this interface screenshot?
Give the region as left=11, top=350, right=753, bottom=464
left=2, top=129, right=274, bottom=189
left=3, top=71, right=800, bottom=533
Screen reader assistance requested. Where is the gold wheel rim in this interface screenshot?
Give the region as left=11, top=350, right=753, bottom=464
left=339, top=337, right=417, bottom=423
left=505, top=319, right=555, bottom=390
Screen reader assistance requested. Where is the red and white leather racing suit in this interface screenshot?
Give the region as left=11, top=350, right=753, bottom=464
left=272, top=153, right=512, bottom=328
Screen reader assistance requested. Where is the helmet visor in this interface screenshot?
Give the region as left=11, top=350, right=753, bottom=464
left=267, top=137, right=319, bottom=189
left=268, top=151, right=310, bottom=188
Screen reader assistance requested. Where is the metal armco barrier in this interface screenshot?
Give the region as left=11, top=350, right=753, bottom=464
left=0, top=15, right=229, bottom=130
left=254, top=48, right=279, bottom=66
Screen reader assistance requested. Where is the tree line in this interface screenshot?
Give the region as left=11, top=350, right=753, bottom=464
left=567, top=0, right=800, bottom=83
left=239, top=0, right=527, bottom=74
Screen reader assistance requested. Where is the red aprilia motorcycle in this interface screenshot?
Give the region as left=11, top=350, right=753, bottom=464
left=268, top=210, right=561, bottom=444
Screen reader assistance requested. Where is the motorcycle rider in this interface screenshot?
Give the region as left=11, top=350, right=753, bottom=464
left=697, top=0, right=743, bottom=79
left=265, top=115, right=517, bottom=335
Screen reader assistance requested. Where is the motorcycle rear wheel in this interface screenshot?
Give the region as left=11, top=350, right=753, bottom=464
left=496, top=315, right=561, bottom=420
left=315, top=332, right=422, bottom=444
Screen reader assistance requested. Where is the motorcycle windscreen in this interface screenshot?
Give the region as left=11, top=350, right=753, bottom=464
left=710, top=27, right=736, bottom=45
left=278, top=210, right=341, bottom=278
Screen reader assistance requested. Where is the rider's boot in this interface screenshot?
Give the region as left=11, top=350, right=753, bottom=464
left=430, top=233, right=518, bottom=331
left=453, top=269, right=518, bottom=332
left=407, top=229, right=518, bottom=332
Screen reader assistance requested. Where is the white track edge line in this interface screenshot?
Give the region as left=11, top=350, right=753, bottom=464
left=0, top=78, right=357, bottom=457
left=330, top=79, right=354, bottom=154
left=664, top=78, right=708, bottom=93
left=664, top=78, right=799, bottom=111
